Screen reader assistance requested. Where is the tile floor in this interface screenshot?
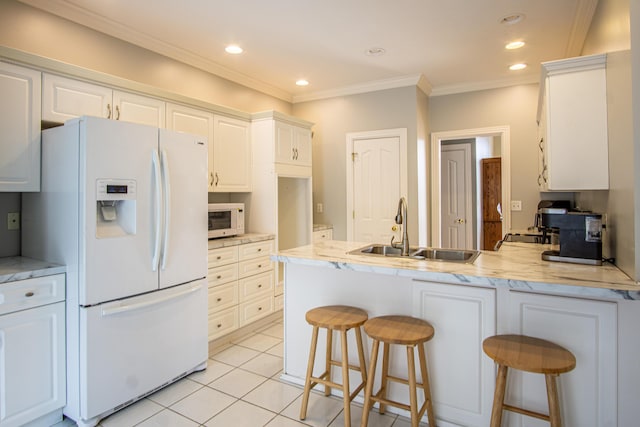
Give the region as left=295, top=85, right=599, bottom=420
left=54, top=319, right=423, bottom=427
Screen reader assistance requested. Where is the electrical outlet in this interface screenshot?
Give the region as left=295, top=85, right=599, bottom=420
left=316, top=203, right=323, bottom=213
left=511, top=200, right=522, bottom=211
left=7, top=212, right=20, bottom=230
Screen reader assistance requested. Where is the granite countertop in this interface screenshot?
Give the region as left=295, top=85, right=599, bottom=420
left=208, top=233, right=275, bottom=249
left=0, top=256, right=66, bottom=284
left=272, top=240, right=640, bottom=300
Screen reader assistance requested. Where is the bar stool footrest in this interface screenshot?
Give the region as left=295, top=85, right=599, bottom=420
left=503, top=403, right=551, bottom=422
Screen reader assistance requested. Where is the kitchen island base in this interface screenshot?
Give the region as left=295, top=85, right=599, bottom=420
left=280, top=261, right=639, bottom=427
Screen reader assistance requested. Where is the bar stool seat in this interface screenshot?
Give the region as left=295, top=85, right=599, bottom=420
left=300, top=305, right=368, bottom=427
left=483, top=334, right=576, bottom=427
left=361, top=315, right=436, bottom=427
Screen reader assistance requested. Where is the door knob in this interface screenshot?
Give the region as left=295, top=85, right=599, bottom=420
left=456, top=219, right=465, bottom=224
left=391, top=225, right=398, bottom=231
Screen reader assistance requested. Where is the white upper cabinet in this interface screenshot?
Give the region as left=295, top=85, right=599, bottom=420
left=213, top=115, right=251, bottom=192
left=167, top=103, right=250, bottom=192
left=275, top=120, right=312, bottom=167
left=0, top=62, right=41, bottom=192
left=42, top=73, right=165, bottom=128
left=537, top=54, right=609, bottom=190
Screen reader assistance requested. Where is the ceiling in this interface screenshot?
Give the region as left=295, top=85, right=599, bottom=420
left=20, top=0, right=599, bottom=103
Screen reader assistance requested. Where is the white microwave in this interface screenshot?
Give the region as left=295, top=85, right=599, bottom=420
left=208, top=203, right=245, bottom=239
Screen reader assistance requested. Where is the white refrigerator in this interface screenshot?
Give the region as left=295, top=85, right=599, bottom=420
left=23, top=116, right=208, bottom=427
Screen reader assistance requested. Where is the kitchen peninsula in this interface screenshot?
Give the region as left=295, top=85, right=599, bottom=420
left=273, top=240, right=639, bottom=427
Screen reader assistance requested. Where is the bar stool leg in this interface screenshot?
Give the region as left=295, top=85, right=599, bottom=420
left=490, top=364, right=508, bottom=427
left=300, top=325, right=320, bottom=420
left=378, top=342, right=391, bottom=414
left=417, top=342, right=436, bottom=427
left=361, top=339, right=380, bottom=427
left=355, top=326, right=368, bottom=387
left=406, top=345, right=419, bottom=427
left=340, top=329, right=352, bottom=427
left=325, top=328, right=333, bottom=396
left=545, top=373, right=562, bottom=427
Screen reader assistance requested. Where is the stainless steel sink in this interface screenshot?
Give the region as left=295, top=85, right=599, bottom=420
left=348, top=244, right=480, bottom=263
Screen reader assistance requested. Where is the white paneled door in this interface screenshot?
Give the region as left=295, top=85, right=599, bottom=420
left=352, top=136, right=401, bottom=243
left=441, top=143, right=472, bottom=249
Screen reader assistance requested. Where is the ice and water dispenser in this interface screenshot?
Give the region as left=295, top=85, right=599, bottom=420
left=96, top=179, right=137, bottom=238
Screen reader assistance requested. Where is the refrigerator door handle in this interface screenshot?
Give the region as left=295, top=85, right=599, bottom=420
left=100, top=283, right=203, bottom=317
left=160, top=149, right=171, bottom=270
left=151, top=151, right=162, bottom=271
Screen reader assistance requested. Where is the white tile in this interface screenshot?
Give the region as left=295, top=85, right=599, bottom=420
left=281, top=392, right=344, bottom=427
left=390, top=415, right=429, bottom=427
left=204, top=400, right=276, bottom=427
left=259, top=323, right=285, bottom=339
left=329, top=402, right=396, bottom=427
left=235, top=332, right=282, bottom=352
left=242, top=378, right=303, bottom=413
left=209, top=367, right=269, bottom=398
left=50, top=417, right=76, bottom=427
left=100, top=398, right=163, bottom=427
left=241, top=352, right=284, bottom=377
left=266, top=341, right=284, bottom=357
left=212, top=344, right=261, bottom=367
left=147, top=378, right=202, bottom=407
left=136, top=408, right=199, bottom=427
left=188, top=359, right=235, bottom=385
left=169, top=386, right=236, bottom=424
left=264, top=415, right=310, bottom=427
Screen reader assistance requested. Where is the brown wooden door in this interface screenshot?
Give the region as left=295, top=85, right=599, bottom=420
left=481, top=157, right=502, bottom=250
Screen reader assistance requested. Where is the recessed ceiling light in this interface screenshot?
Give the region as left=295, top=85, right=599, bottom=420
left=505, top=41, right=525, bottom=50
left=509, top=63, right=527, bottom=71
left=365, top=47, right=386, bottom=56
left=500, top=13, right=525, bottom=25
left=296, top=79, right=309, bottom=86
left=225, top=45, right=243, bottom=54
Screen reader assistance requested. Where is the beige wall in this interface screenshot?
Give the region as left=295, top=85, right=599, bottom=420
left=583, top=0, right=631, bottom=54
left=0, top=0, right=291, bottom=114
left=429, top=84, right=540, bottom=231
left=292, top=86, right=427, bottom=241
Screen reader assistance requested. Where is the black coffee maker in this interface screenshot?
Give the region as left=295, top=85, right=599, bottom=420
left=539, top=209, right=603, bottom=265
left=533, top=200, right=571, bottom=244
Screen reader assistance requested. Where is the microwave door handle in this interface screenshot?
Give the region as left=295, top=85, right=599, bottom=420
left=160, top=149, right=171, bottom=270
left=151, top=151, right=162, bottom=271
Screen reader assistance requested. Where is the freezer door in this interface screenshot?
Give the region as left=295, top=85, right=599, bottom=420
left=158, top=129, right=208, bottom=288
left=81, top=117, right=159, bottom=305
left=79, top=280, right=207, bottom=422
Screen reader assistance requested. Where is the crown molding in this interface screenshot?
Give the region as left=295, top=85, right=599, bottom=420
left=565, top=0, right=599, bottom=57
left=429, top=74, right=539, bottom=97
left=292, top=74, right=431, bottom=103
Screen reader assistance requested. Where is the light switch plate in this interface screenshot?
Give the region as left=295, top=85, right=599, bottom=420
left=511, top=200, right=522, bottom=211
left=7, top=212, right=20, bottom=230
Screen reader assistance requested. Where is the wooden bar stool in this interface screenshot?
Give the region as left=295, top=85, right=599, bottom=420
left=299, top=305, right=368, bottom=427
left=361, top=315, right=436, bottom=427
left=483, top=334, right=576, bottom=427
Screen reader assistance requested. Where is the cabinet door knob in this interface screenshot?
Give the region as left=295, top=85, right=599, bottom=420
left=217, top=275, right=222, bottom=279
left=25, top=291, right=34, bottom=297
left=216, top=297, right=222, bottom=302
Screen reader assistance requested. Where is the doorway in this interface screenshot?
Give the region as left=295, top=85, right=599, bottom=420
left=346, top=128, right=407, bottom=242
left=429, top=126, right=511, bottom=248
left=440, top=142, right=473, bottom=249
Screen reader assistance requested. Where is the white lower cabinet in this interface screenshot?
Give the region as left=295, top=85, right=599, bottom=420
left=507, top=291, right=617, bottom=427
left=207, top=238, right=275, bottom=340
left=0, top=274, right=65, bottom=427
left=412, top=280, right=496, bottom=427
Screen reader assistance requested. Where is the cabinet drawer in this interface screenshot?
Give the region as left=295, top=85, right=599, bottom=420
left=239, top=295, right=273, bottom=326
left=208, top=281, right=238, bottom=312
left=208, top=246, right=239, bottom=269
left=0, top=274, right=65, bottom=316
left=238, top=271, right=274, bottom=302
left=238, top=256, right=272, bottom=279
left=238, top=240, right=273, bottom=261
left=208, top=306, right=239, bottom=341
left=313, top=229, right=333, bottom=242
left=207, top=264, right=238, bottom=287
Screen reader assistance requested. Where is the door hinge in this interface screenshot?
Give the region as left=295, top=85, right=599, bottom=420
left=351, top=152, right=358, bottom=161
left=353, top=210, right=355, bottom=219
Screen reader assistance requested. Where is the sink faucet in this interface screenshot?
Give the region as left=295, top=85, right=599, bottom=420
left=391, top=197, right=410, bottom=256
